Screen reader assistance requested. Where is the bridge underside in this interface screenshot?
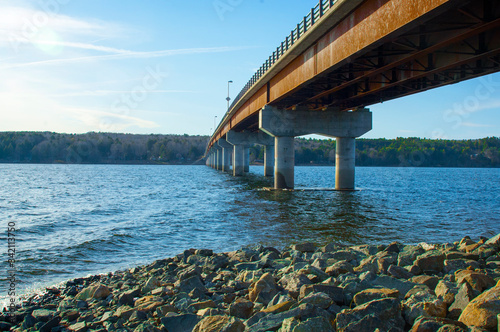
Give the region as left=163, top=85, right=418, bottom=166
left=273, top=0, right=500, bottom=112
left=228, top=0, right=500, bottom=133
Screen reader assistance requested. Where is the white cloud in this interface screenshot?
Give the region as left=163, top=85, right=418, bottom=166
left=461, top=122, right=496, bottom=128
left=0, top=46, right=251, bottom=69
left=65, top=107, right=160, bottom=132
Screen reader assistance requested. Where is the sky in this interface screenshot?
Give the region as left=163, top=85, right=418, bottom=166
left=0, top=0, right=498, bottom=140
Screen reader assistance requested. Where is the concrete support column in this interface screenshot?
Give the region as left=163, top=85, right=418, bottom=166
left=233, top=145, right=244, bottom=176
left=274, top=137, right=294, bottom=189
left=222, top=148, right=231, bottom=172
left=243, top=147, right=250, bottom=173
left=335, top=137, right=356, bottom=190
left=264, top=145, right=274, bottom=177
left=216, top=149, right=222, bottom=171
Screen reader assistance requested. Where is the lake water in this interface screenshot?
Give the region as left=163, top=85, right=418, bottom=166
left=1, top=164, right=499, bottom=301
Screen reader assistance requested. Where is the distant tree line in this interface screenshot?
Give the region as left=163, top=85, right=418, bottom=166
left=0, top=132, right=208, bottom=164
left=0, top=132, right=499, bottom=167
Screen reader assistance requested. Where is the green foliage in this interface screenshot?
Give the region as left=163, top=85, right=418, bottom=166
left=0, top=132, right=499, bottom=167
left=0, top=132, right=209, bottom=164
left=294, top=136, right=500, bottom=167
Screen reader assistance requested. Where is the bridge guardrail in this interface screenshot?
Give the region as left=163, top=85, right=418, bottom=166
left=228, top=0, right=337, bottom=112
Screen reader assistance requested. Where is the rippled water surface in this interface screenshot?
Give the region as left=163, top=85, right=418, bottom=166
left=1, top=164, right=499, bottom=298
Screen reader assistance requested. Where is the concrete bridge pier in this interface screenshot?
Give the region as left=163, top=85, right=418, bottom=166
left=226, top=130, right=274, bottom=177
left=264, top=144, right=274, bottom=177
left=216, top=148, right=223, bottom=171
left=217, top=139, right=232, bottom=173
left=243, top=147, right=250, bottom=173
left=260, top=105, right=372, bottom=190
left=335, top=137, right=356, bottom=190
left=274, top=136, right=294, bottom=189
left=232, top=144, right=245, bottom=176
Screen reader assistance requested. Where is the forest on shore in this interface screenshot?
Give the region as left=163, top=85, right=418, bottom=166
left=0, top=132, right=499, bottom=167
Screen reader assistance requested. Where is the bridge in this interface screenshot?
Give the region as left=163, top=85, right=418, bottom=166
left=205, top=0, right=500, bottom=190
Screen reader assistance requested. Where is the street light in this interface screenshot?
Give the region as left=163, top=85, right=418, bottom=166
left=226, top=80, right=233, bottom=110
left=214, top=116, right=217, bottom=133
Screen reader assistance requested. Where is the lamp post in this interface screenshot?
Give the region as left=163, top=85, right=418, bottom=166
left=214, top=116, right=217, bottom=134
left=226, top=80, right=233, bottom=110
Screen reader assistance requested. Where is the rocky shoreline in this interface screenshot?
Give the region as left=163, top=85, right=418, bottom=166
left=2, top=234, right=500, bottom=332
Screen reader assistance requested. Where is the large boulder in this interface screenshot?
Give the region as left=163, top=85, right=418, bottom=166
left=454, top=270, right=496, bottom=292
left=459, top=285, right=500, bottom=331
left=403, top=290, right=447, bottom=325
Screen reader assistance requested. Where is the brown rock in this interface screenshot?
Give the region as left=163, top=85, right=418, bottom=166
left=411, top=317, right=468, bottom=332
left=352, top=288, right=399, bottom=307
left=193, top=315, right=244, bottom=332
left=325, top=261, right=354, bottom=277
left=455, top=270, right=496, bottom=292
left=435, top=280, right=458, bottom=305
left=261, top=300, right=295, bottom=314
left=411, top=275, right=439, bottom=290
left=459, top=285, right=500, bottom=330
left=415, top=252, right=445, bottom=273
left=229, top=299, right=254, bottom=319
left=448, top=282, right=476, bottom=320
left=189, top=300, right=217, bottom=312
left=249, top=272, right=278, bottom=304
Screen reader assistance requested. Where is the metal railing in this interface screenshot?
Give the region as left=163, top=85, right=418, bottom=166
left=228, top=0, right=337, bottom=112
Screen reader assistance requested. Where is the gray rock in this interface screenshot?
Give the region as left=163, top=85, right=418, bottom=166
left=448, top=282, right=476, bottom=320
left=299, top=284, right=344, bottom=305
left=161, top=314, right=201, bottom=332
left=176, top=275, right=206, bottom=294
left=387, top=264, right=413, bottom=279
left=325, top=260, right=354, bottom=277
left=443, top=259, right=480, bottom=273
left=279, top=273, right=312, bottom=299
left=247, top=304, right=314, bottom=332
left=292, top=316, right=335, bottom=332
left=177, top=265, right=202, bottom=281
left=397, top=246, right=425, bottom=267
left=68, top=322, right=87, bottom=332
left=229, top=299, right=254, bottom=319
left=32, top=309, right=55, bottom=322
left=370, top=275, right=417, bottom=298
left=336, top=298, right=405, bottom=332
left=402, top=290, right=446, bottom=325
left=291, top=243, right=317, bottom=253
left=21, top=314, right=37, bottom=330
left=298, top=292, right=333, bottom=309
left=234, top=261, right=263, bottom=272
left=39, top=317, right=61, bottom=332
left=142, top=276, right=161, bottom=294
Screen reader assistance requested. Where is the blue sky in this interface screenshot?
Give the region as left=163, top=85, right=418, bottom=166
left=0, top=0, right=498, bottom=139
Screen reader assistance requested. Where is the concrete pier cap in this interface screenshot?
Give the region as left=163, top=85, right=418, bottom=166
left=259, top=105, right=372, bottom=190
left=217, top=139, right=232, bottom=173
left=226, top=130, right=275, bottom=177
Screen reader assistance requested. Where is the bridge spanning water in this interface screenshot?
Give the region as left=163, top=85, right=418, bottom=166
left=206, top=0, right=500, bottom=189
